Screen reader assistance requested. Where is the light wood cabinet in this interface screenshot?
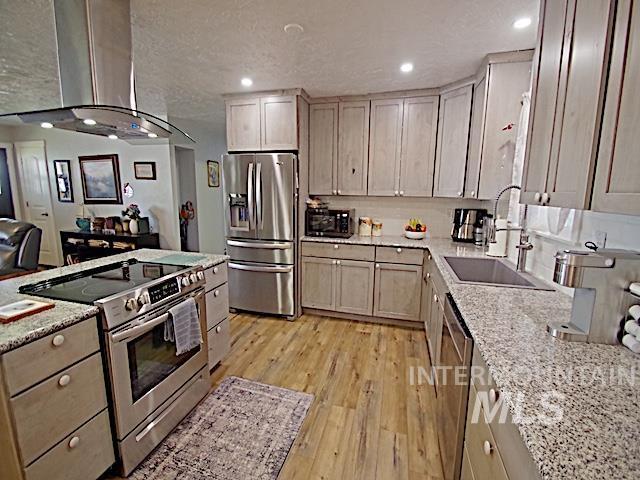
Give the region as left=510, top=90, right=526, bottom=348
left=207, top=318, right=230, bottom=368
left=260, top=95, right=298, bottom=150
left=204, top=263, right=230, bottom=370
left=335, top=259, right=375, bottom=315
left=226, top=97, right=261, bottom=151
left=368, top=99, right=404, bottom=196
left=592, top=0, right=640, bottom=215
left=337, top=101, right=370, bottom=195
left=309, top=103, right=339, bottom=195
left=433, top=84, right=473, bottom=198
left=467, top=56, right=532, bottom=199
left=226, top=94, right=299, bottom=151
left=522, top=0, right=614, bottom=208
left=301, top=256, right=336, bottom=310
left=373, top=263, right=422, bottom=321
left=421, top=253, right=446, bottom=370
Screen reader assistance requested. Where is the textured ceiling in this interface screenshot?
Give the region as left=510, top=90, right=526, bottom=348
left=0, top=0, right=538, bottom=129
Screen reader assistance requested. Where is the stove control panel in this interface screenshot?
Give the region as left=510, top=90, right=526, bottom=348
left=148, top=278, right=180, bottom=304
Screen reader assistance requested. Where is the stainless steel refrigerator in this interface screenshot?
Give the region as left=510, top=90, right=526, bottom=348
left=222, top=153, right=297, bottom=318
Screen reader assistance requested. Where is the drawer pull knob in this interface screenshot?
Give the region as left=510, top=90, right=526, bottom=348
left=216, top=326, right=222, bottom=333
left=426, top=272, right=431, bottom=279
left=214, top=289, right=220, bottom=297
left=334, top=244, right=339, bottom=249
left=399, top=191, right=404, bottom=196
left=68, top=436, right=80, bottom=449
left=394, top=190, right=399, bottom=196
left=58, top=374, right=71, bottom=387
left=375, top=263, right=380, bottom=269
left=213, top=267, right=219, bottom=274
left=428, top=254, right=432, bottom=260
left=483, top=440, right=493, bottom=456
left=52, top=334, right=65, bottom=347
left=434, top=295, right=438, bottom=303
left=332, top=189, right=337, bottom=195
left=337, top=190, right=342, bottom=195
left=534, top=192, right=541, bottom=202
left=396, top=248, right=402, bottom=253
left=489, top=388, right=499, bottom=403
left=332, top=260, right=337, bottom=265
left=336, top=260, right=341, bottom=265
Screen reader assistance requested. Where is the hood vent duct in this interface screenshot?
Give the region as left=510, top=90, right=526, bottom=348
left=1, top=0, right=193, bottom=143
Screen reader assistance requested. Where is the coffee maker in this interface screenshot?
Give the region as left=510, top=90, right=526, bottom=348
left=451, top=208, right=487, bottom=243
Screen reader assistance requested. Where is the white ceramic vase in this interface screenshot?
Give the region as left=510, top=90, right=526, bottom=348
left=129, top=219, right=139, bottom=235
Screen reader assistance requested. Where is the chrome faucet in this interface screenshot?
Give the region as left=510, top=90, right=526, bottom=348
left=516, top=231, right=533, bottom=272
left=487, top=184, right=521, bottom=243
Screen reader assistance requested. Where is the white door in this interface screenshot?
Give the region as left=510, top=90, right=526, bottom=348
left=15, top=141, right=60, bottom=266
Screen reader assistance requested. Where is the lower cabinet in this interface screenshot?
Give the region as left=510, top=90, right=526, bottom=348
left=422, top=253, right=446, bottom=369
left=335, top=260, right=375, bottom=315
left=373, top=262, right=422, bottom=321
left=301, top=256, right=336, bottom=310
left=204, top=262, right=231, bottom=370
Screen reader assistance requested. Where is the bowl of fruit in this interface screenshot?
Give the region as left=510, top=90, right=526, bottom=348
left=405, top=218, right=427, bottom=239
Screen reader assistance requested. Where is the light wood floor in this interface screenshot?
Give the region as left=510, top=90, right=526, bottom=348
left=210, top=313, right=443, bottom=480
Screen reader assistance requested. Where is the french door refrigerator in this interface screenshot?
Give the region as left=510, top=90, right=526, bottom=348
left=222, top=153, right=297, bottom=318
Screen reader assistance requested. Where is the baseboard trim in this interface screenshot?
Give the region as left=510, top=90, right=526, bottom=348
left=303, top=308, right=421, bottom=329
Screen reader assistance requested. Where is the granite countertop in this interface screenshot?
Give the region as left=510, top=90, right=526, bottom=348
left=302, top=235, right=640, bottom=479
left=0, top=249, right=228, bottom=354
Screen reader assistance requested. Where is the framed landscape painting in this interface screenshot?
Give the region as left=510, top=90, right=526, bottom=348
left=79, top=154, right=123, bottom=204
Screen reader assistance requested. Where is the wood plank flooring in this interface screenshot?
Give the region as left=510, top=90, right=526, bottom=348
left=210, top=313, right=443, bottom=480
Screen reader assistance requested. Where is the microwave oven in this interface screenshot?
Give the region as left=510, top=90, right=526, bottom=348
left=305, top=208, right=355, bottom=238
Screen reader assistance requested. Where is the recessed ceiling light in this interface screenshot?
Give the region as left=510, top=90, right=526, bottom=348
left=40, top=122, right=53, bottom=129
left=400, top=62, right=414, bottom=73
left=147, top=133, right=158, bottom=138
left=241, top=77, right=253, bottom=87
left=108, top=134, right=118, bottom=139
left=284, top=23, right=304, bottom=34
left=513, top=17, right=532, bottom=29
left=83, top=118, right=96, bottom=126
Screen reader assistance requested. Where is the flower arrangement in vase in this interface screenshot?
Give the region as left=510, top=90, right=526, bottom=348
left=122, top=204, right=141, bottom=234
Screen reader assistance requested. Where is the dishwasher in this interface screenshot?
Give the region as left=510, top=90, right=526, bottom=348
left=437, top=293, right=474, bottom=480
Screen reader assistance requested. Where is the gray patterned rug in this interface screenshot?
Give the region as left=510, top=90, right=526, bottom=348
left=130, top=376, right=314, bottom=480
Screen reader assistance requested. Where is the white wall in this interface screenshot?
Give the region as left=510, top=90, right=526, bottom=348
left=10, top=125, right=181, bottom=252
left=170, top=117, right=227, bottom=254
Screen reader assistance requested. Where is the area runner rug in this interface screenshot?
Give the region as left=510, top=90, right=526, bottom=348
left=130, top=376, right=314, bottom=480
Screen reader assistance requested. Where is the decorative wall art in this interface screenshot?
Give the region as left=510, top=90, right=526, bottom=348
left=79, top=154, right=123, bottom=204
left=207, top=160, right=220, bottom=187
left=53, top=159, right=73, bottom=202
left=134, top=162, right=157, bottom=180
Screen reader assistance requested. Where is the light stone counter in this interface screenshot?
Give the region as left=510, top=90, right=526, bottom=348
left=0, top=249, right=228, bottom=354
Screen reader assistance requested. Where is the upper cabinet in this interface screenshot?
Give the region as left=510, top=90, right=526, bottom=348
left=522, top=0, right=614, bottom=208
left=466, top=54, right=533, bottom=199
left=309, top=103, right=339, bottom=195
left=433, top=84, right=473, bottom=198
left=226, top=94, right=299, bottom=151
left=592, top=0, right=640, bottom=215
left=368, top=99, right=404, bottom=196
left=337, top=101, right=370, bottom=195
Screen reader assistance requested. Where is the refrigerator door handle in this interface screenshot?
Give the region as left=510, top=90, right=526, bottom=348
left=256, top=161, right=263, bottom=230
left=228, top=262, right=294, bottom=273
left=227, top=240, right=292, bottom=249
left=247, top=162, right=255, bottom=231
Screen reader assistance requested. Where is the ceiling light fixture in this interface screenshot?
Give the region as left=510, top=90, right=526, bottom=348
left=284, top=23, right=304, bottom=34
left=400, top=62, right=414, bottom=73
left=147, top=132, right=158, bottom=138
left=108, top=134, right=118, bottom=139
left=241, top=77, right=253, bottom=87
left=40, top=122, right=54, bottom=129
left=83, top=118, right=96, bottom=125
left=513, top=17, right=532, bottom=29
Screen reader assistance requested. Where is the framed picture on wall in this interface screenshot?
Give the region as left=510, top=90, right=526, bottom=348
left=134, top=162, right=157, bottom=180
left=207, top=160, right=219, bottom=187
left=53, top=160, right=73, bottom=203
left=78, top=154, right=123, bottom=204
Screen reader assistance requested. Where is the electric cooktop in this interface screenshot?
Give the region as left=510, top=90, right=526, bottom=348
left=19, top=259, right=189, bottom=304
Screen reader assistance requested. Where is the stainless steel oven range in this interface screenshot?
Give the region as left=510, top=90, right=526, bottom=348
left=20, top=259, right=210, bottom=476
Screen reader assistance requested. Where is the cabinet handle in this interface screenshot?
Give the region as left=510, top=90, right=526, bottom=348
left=58, top=374, right=71, bottom=387
left=375, top=263, right=380, bottom=269
left=470, top=190, right=475, bottom=197
left=332, top=260, right=337, bottom=265
left=52, top=334, right=65, bottom=347
left=396, top=247, right=402, bottom=253
left=457, top=191, right=463, bottom=197
left=541, top=192, right=550, bottom=205
left=337, top=190, right=342, bottom=195
left=426, top=272, right=431, bottom=279
left=336, top=260, right=341, bottom=265
left=483, top=440, right=493, bottom=456
left=213, top=267, right=219, bottom=274
left=334, top=244, right=339, bottom=249
left=428, top=254, right=432, bottom=260
left=216, top=325, right=222, bottom=333
left=433, top=294, right=438, bottom=303
left=399, top=191, right=404, bottom=196
left=394, top=190, right=399, bottom=196
left=534, top=192, right=541, bottom=202
left=68, top=436, right=80, bottom=449
left=332, top=189, right=337, bottom=195
left=214, top=289, right=220, bottom=297
left=489, top=388, right=499, bottom=403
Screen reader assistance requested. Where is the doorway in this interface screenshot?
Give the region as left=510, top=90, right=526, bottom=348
left=175, top=147, right=199, bottom=252
left=14, top=141, right=61, bottom=266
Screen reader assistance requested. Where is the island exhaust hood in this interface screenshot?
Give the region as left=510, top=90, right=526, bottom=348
left=1, top=0, right=193, bottom=143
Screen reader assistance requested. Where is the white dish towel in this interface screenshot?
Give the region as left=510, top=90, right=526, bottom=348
left=166, top=298, right=202, bottom=355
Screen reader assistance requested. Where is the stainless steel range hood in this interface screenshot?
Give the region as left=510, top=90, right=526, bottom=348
left=1, top=0, right=193, bottom=143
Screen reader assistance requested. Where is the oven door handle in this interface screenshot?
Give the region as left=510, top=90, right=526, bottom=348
left=111, top=313, right=171, bottom=343
left=226, top=240, right=292, bottom=249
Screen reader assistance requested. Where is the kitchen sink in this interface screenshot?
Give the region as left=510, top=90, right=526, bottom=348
left=442, top=256, right=553, bottom=290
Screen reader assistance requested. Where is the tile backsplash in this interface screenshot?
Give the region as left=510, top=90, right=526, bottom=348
left=318, top=195, right=493, bottom=238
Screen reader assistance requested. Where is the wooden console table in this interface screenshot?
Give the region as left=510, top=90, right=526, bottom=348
left=60, top=230, right=160, bottom=265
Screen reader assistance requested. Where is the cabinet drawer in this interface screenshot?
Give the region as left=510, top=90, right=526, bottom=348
left=207, top=318, right=230, bottom=368
left=206, top=283, right=229, bottom=330
left=1, top=318, right=99, bottom=396
left=205, top=263, right=228, bottom=291
left=24, top=410, right=114, bottom=480
left=465, top=384, right=509, bottom=480
left=375, top=246, right=424, bottom=265
left=301, top=241, right=375, bottom=261
left=11, top=352, right=108, bottom=465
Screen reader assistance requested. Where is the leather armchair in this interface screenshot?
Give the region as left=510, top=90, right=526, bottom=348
left=0, top=219, right=42, bottom=276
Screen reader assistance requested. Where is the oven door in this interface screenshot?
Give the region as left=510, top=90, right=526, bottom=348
left=106, top=288, right=207, bottom=438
